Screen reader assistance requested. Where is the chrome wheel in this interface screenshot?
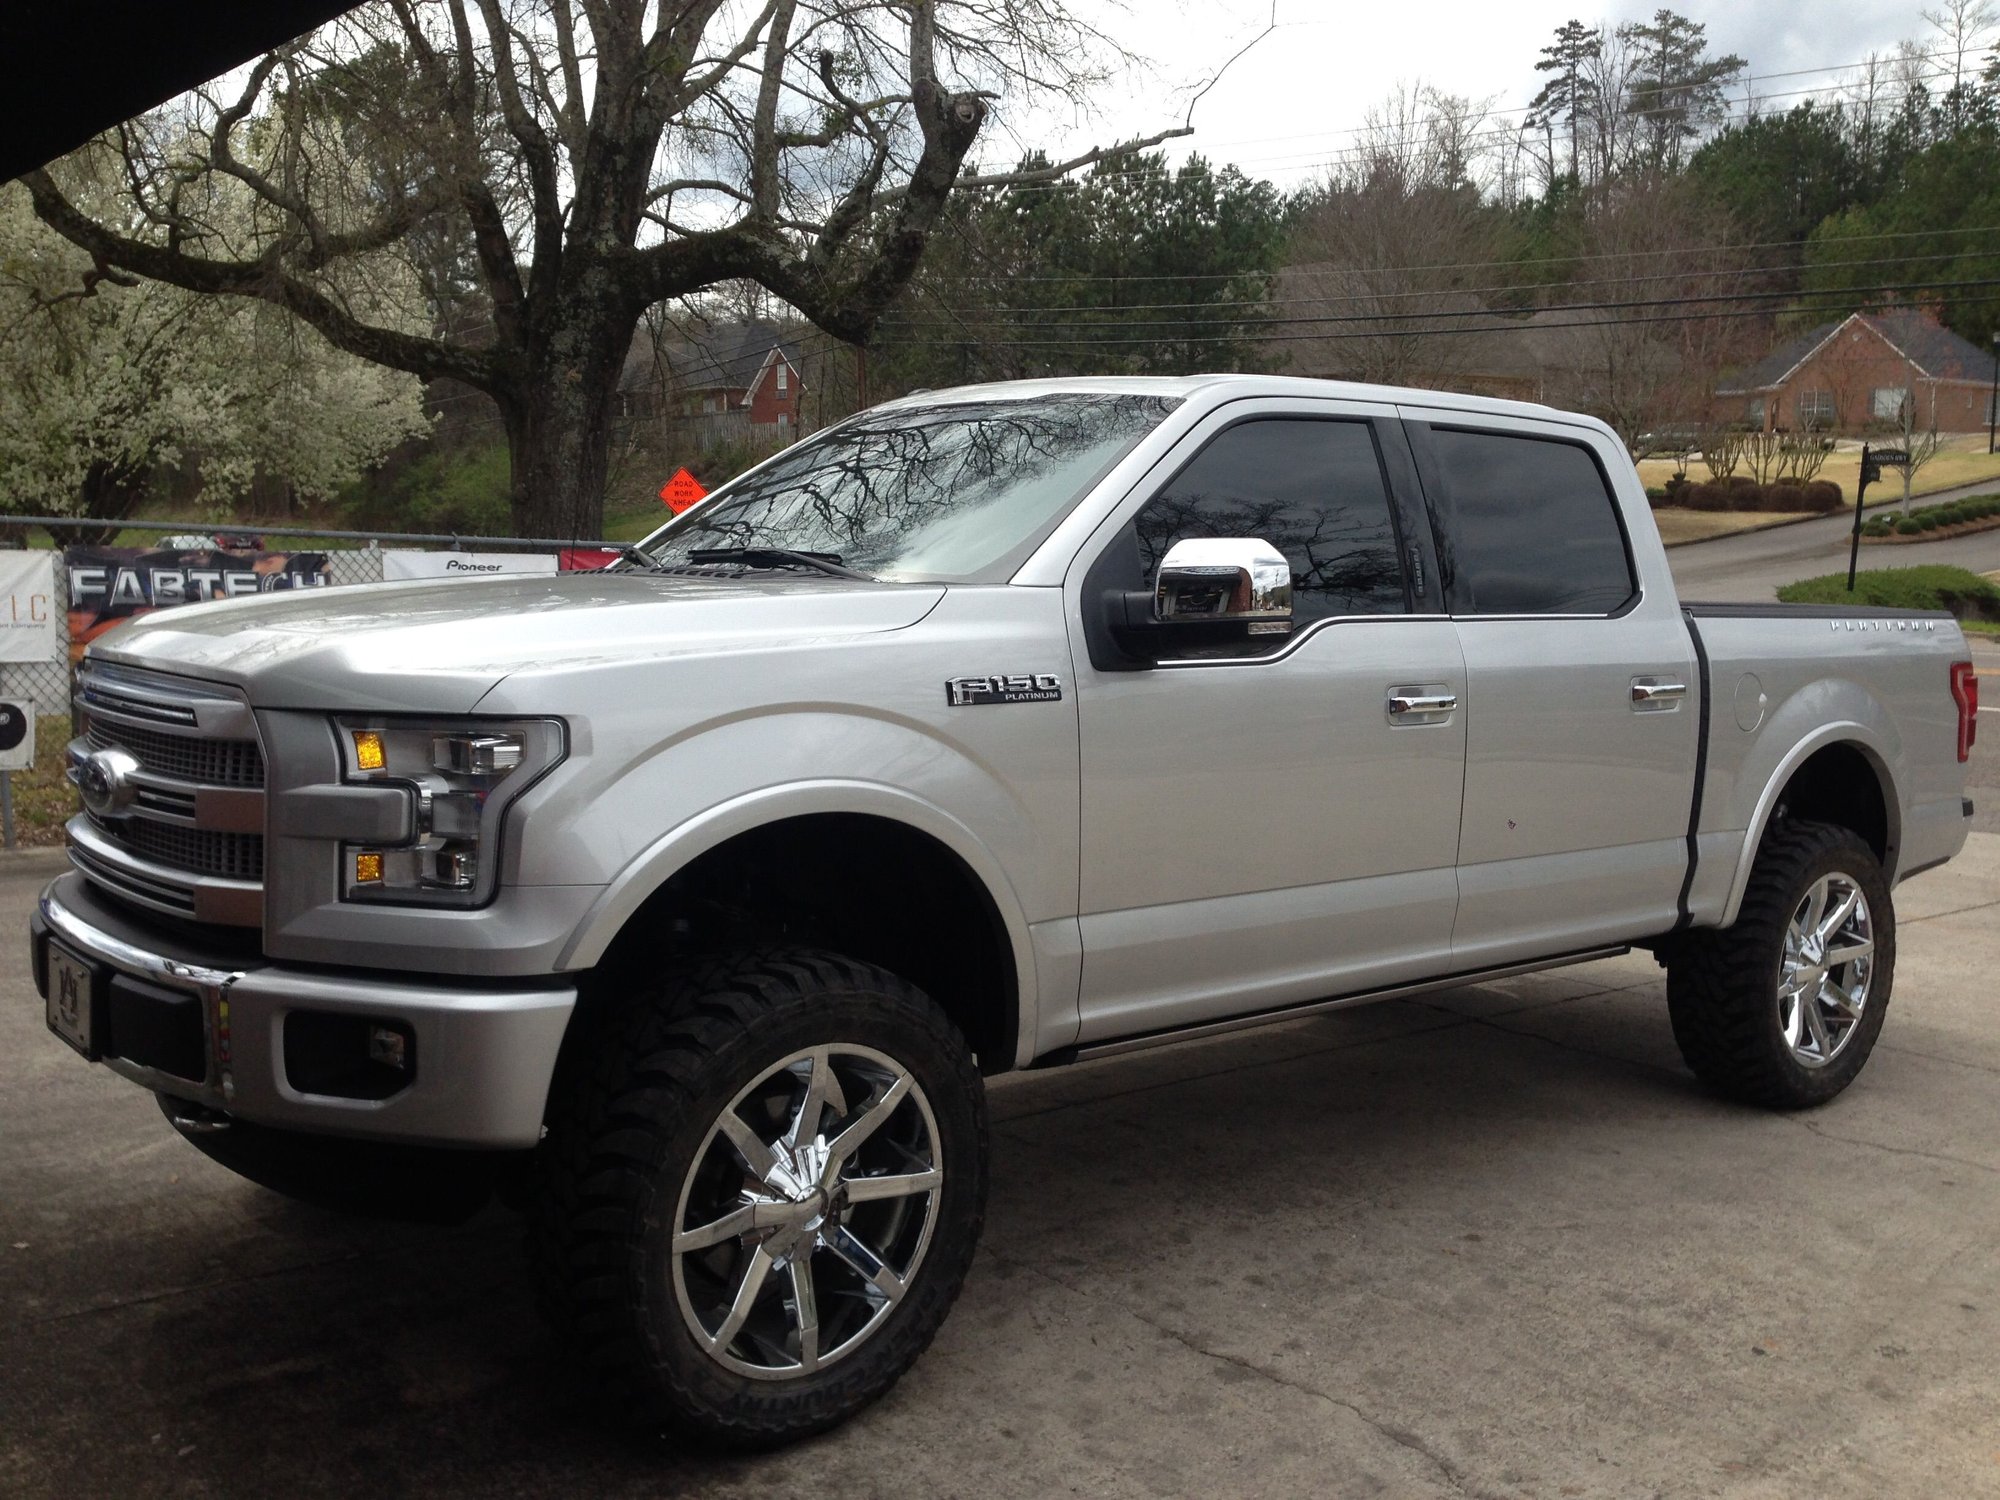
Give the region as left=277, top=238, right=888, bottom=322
left=1777, top=872, right=1875, bottom=1069
left=671, top=1044, right=943, bottom=1381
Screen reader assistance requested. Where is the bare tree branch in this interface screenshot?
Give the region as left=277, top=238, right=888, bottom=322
left=877, top=124, right=1192, bottom=204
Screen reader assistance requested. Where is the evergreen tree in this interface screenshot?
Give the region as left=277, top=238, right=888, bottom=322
left=1524, top=21, right=1603, bottom=188
left=1619, top=9, right=1746, bottom=176
left=871, top=153, right=1287, bottom=389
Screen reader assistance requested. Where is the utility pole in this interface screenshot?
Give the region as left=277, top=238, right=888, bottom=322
left=1988, top=331, right=1998, bottom=455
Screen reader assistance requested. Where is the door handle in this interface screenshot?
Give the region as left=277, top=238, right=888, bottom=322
left=1387, top=691, right=1458, bottom=719
left=1631, top=678, right=1687, bottom=711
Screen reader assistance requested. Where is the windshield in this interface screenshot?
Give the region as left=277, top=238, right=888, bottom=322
left=637, top=393, right=1179, bottom=583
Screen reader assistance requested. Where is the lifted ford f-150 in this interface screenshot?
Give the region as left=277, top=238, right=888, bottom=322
left=31, top=376, right=1979, bottom=1443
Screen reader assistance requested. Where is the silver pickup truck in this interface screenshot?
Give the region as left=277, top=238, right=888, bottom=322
left=31, top=376, right=1980, bottom=1443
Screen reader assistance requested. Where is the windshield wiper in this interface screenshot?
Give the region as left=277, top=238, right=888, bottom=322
left=685, top=547, right=873, bottom=581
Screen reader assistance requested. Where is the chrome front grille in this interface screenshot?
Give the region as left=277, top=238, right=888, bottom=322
left=85, top=719, right=264, bottom=787
left=87, top=814, right=265, bottom=881
left=68, top=662, right=265, bottom=928
left=77, top=686, right=196, bottom=725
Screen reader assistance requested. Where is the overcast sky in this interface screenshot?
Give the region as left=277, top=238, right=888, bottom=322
left=988, top=0, right=1972, bottom=189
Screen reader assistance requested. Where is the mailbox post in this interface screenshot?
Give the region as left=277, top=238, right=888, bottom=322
left=1849, top=445, right=1911, bottom=591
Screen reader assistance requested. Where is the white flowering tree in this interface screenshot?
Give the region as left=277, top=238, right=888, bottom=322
left=0, top=178, right=430, bottom=537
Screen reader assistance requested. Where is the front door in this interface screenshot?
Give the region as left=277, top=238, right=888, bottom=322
left=1069, top=405, right=1467, bottom=1045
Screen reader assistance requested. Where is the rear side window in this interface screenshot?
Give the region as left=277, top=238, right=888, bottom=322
left=1134, top=418, right=1407, bottom=628
left=1428, top=428, right=1635, bottom=615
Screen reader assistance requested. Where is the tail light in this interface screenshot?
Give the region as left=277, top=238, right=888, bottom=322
left=1950, top=660, right=1978, bottom=762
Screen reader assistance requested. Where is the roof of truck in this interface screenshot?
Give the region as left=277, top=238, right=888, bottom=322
left=870, top=374, right=1580, bottom=427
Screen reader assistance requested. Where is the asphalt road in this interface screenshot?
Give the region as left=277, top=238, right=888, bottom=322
left=7, top=838, right=2000, bottom=1499
left=1666, top=482, right=2000, bottom=604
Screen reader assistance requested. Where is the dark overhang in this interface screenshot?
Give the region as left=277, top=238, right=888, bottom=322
left=3, top=2, right=355, bottom=183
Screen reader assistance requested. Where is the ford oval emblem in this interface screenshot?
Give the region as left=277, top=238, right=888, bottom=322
left=77, top=748, right=141, bottom=818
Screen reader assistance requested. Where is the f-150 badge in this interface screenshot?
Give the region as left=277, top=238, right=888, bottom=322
left=946, top=674, right=1063, bottom=706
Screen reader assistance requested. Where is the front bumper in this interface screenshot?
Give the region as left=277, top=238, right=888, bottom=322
left=31, top=873, right=574, bottom=1149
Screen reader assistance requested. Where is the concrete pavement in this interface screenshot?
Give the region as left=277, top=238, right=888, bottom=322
left=6, top=837, right=2000, bottom=1499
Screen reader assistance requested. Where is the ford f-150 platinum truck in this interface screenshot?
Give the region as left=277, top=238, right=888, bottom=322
left=31, top=376, right=1980, bottom=1444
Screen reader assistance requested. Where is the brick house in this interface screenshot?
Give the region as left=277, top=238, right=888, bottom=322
left=1715, top=310, right=2000, bottom=433
left=620, top=320, right=807, bottom=432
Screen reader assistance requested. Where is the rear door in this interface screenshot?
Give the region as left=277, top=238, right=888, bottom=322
left=1402, top=412, right=1700, bottom=967
left=1067, top=401, right=1467, bottom=1044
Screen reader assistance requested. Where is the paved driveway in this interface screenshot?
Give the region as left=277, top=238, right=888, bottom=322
left=5, top=839, right=2000, bottom=1498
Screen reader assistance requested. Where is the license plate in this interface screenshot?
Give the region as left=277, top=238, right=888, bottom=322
left=45, top=942, right=99, bottom=1059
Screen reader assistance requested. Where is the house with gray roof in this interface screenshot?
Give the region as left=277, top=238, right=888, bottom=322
left=1714, top=310, right=1999, bottom=433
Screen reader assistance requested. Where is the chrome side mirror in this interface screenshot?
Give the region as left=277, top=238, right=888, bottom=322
left=1154, top=538, right=1292, bottom=634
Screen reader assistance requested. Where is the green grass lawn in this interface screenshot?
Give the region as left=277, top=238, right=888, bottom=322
left=1777, top=566, right=2000, bottom=633
left=7, top=716, right=75, bottom=848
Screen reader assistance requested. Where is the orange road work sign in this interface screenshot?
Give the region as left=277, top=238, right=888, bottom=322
left=659, top=468, right=708, bottom=514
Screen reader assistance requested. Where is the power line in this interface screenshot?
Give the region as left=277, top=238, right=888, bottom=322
left=873, top=246, right=2000, bottom=319
left=877, top=288, right=2000, bottom=349
left=921, top=221, right=2000, bottom=285
left=876, top=294, right=2000, bottom=352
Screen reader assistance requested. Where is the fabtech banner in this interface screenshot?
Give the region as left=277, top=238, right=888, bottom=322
left=65, top=546, right=330, bottom=655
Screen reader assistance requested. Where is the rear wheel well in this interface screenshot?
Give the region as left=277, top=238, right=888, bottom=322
left=588, top=814, right=1018, bottom=1073
left=1770, top=742, right=1892, bottom=869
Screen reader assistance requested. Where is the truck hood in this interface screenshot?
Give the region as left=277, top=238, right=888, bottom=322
left=89, top=572, right=947, bottom=713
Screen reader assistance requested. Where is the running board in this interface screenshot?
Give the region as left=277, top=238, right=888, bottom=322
left=1040, top=946, right=1632, bottom=1066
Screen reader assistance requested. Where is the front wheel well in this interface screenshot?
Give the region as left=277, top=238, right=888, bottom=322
left=586, top=813, right=1018, bottom=1074
left=1768, top=741, right=1893, bottom=869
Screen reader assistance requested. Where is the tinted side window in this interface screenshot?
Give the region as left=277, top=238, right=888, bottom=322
left=1135, top=419, right=1407, bottom=632
left=1429, top=429, right=1635, bottom=615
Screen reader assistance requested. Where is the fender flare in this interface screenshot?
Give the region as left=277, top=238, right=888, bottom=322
left=1719, top=721, right=1901, bottom=927
left=554, top=779, right=1043, bottom=1068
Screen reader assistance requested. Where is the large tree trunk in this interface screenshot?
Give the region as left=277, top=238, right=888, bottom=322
left=48, top=459, right=147, bottom=547
left=501, top=297, right=640, bottom=539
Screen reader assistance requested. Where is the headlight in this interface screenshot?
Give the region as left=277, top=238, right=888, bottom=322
left=332, top=716, right=565, bottom=907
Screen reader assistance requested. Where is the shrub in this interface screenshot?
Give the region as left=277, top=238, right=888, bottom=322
left=1778, top=564, right=2000, bottom=621
left=1763, top=482, right=1808, bottom=513
left=1684, top=481, right=1730, bottom=511
left=1897, top=517, right=1925, bottom=535
left=1918, top=513, right=1942, bottom=530
left=1724, top=475, right=1761, bottom=498
left=1802, top=480, right=1843, bottom=513
left=342, top=439, right=512, bottom=536
left=1861, top=518, right=1891, bottom=537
